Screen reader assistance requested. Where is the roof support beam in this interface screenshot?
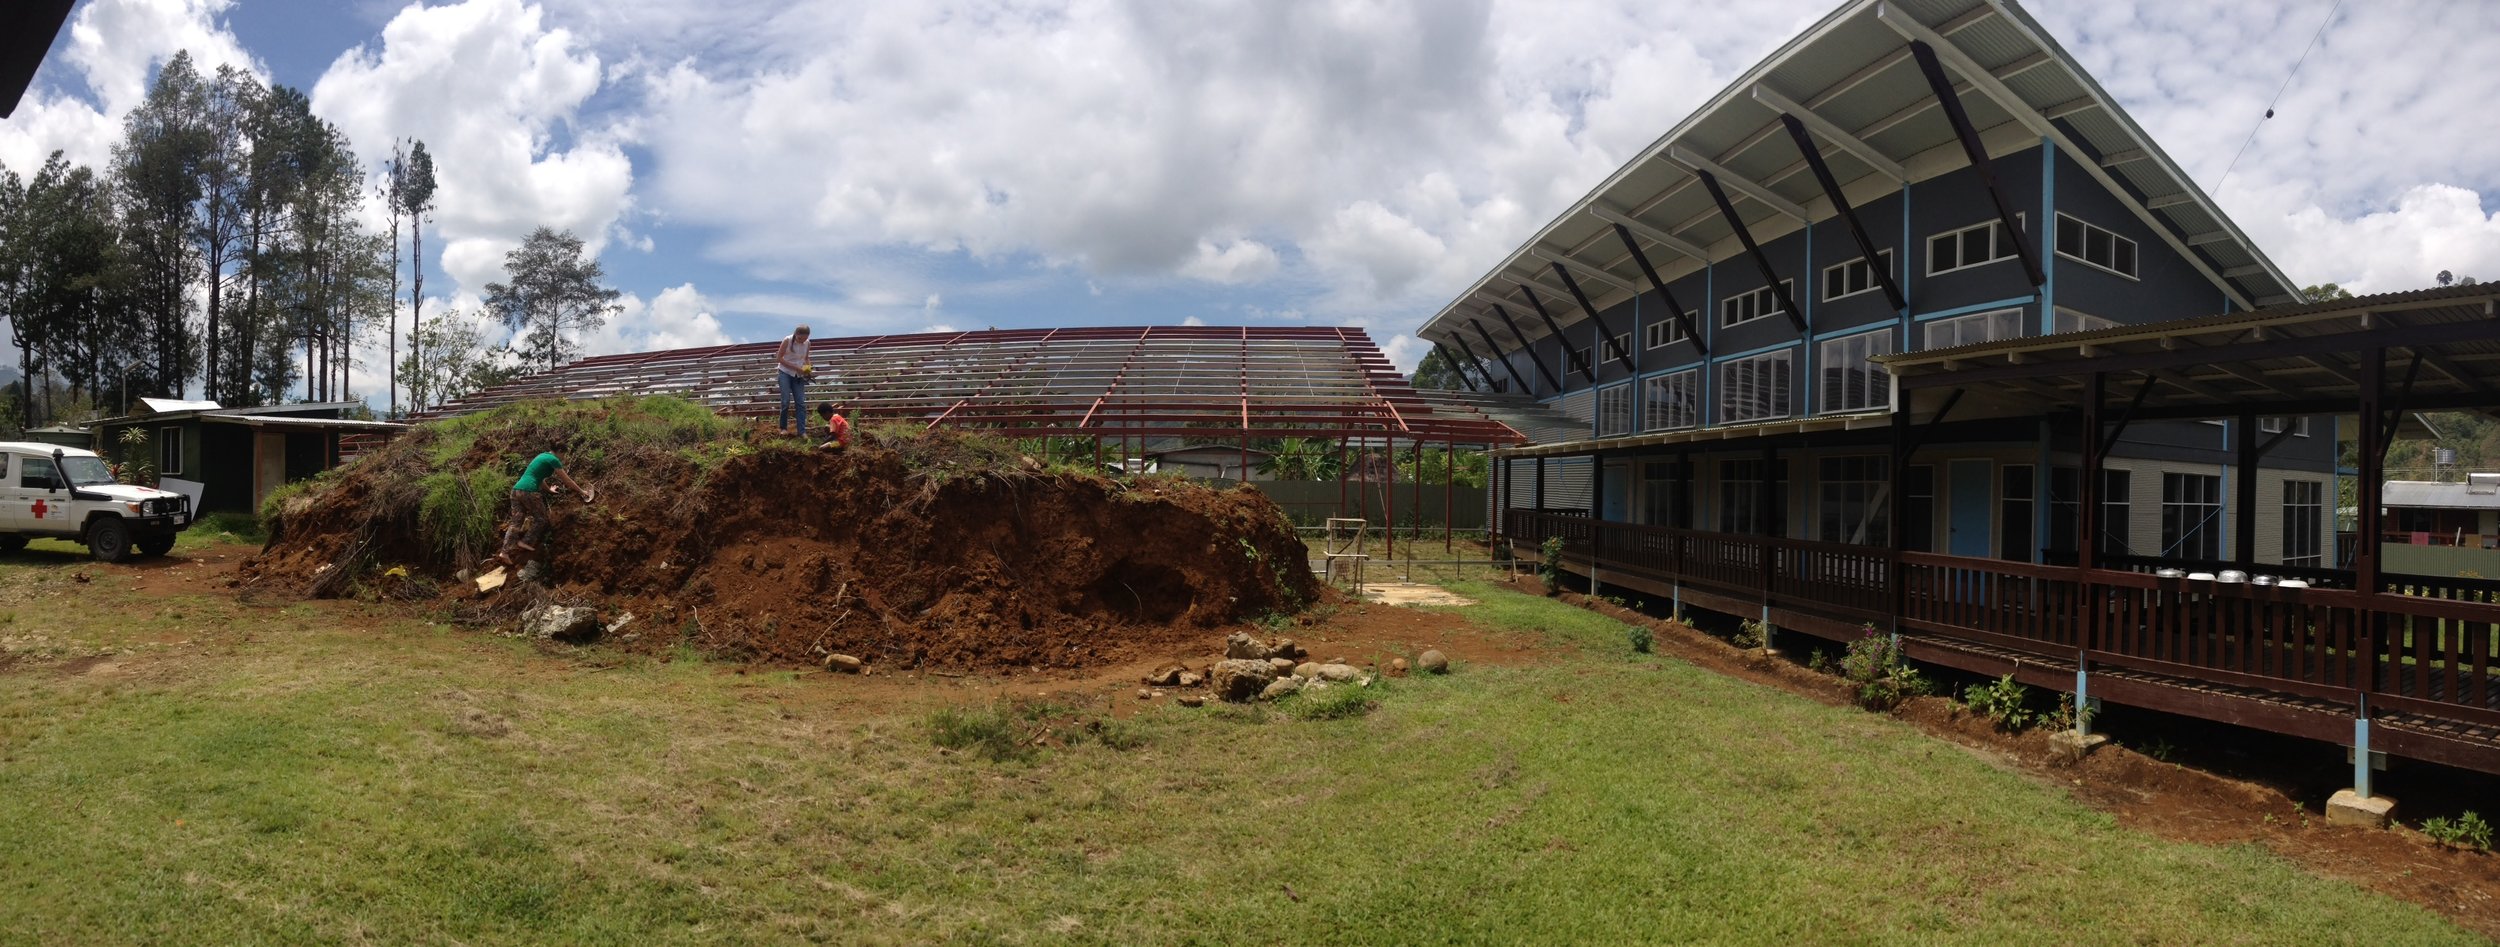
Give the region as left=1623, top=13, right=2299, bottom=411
left=2145, top=193, right=2197, bottom=210
left=1467, top=318, right=1536, bottom=395
left=2183, top=231, right=2233, bottom=246
left=1693, top=168, right=1808, bottom=333
left=1519, top=285, right=1596, bottom=381
left=1551, top=261, right=1636, bottom=373
left=2209, top=360, right=2312, bottom=400
left=1491, top=303, right=1565, bottom=393
left=1586, top=203, right=1709, bottom=260
left=1428, top=339, right=1481, bottom=393
left=1667, top=145, right=1810, bottom=221
left=1529, top=247, right=1637, bottom=294
left=1901, top=315, right=2500, bottom=391
left=1611, top=223, right=1707, bottom=357
left=1750, top=85, right=1905, bottom=183
left=1777, top=112, right=1907, bottom=311
left=2382, top=313, right=2499, bottom=396
left=2097, top=149, right=2149, bottom=168
left=2222, top=264, right=2269, bottom=279
left=1906, top=39, right=2046, bottom=289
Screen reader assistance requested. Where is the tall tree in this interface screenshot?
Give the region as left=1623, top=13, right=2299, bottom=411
left=380, top=140, right=404, bottom=413
left=113, top=50, right=210, bottom=401
left=396, top=139, right=437, bottom=413
left=192, top=65, right=254, bottom=404
left=2300, top=283, right=2353, bottom=303
left=485, top=227, right=621, bottom=371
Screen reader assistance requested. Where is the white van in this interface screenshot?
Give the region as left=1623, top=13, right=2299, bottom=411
left=0, top=442, right=192, bottom=562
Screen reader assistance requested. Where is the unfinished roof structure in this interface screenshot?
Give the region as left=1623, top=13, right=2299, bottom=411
left=425, top=326, right=1525, bottom=446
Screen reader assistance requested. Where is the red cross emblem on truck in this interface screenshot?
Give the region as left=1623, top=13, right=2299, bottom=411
left=30, top=499, right=46, bottom=519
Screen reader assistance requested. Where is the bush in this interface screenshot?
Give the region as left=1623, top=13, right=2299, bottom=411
left=2421, top=811, right=2493, bottom=851
left=1838, top=627, right=1928, bottom=711
left=1538, top=536, right=1565, bottom=595
left=1627, top=624, right=1653, bottom=654
left=1732, top=619, right=1768, bottom=650
left=1963, top=674, right=2034, bottom=731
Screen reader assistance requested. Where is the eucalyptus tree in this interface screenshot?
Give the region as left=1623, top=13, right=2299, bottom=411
left=485, top=227, right=621, bottom=372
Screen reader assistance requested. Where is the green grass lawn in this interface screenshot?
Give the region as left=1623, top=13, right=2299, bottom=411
left=0, top=562, right=2482, bottom=945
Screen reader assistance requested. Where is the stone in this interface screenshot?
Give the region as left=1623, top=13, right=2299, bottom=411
left=825, top=653, right=863, bottom=673
left=2048, top=730, right=2108, bottom=764
left=520, top=604, right=601, bottom=643
left=1390, top=657, right=1409, bottom=675
left=1176, top=670, right=1204, bottom=687
left=1209, top=658, right=1279, bottom=702
left=1136, top=688, right=1154, bottom=701
left=516, top=560, right=547, bottom=585
left=1417, top=650, right=1450, bottom=674
left=2326, top=789, right=2396, bottom=828
left=1269, top=657, right=1297, bottom=674
left=1315, top=663, right=1362, bottom=683
left=1260, top=677, right=1303, bottom=701
left=1272, top=638, right=1305, bottom=660
left=1142, top=665, right=1184, bottom=687
left=1293, top=662, right=1320, bottom=679
left=1223, top=632, right=1274, bottom=661
left=1177, top=695, right=1205, bottom=708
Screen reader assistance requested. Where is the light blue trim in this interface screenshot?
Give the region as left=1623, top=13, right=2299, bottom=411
left=2353, top=717, right=2373, bottom=798
left=2040, top=137, right=2057, bottom=335
left=1815, top=321, right=1894, bottom=343
left=1901, top=181, right=1914, bottom=359
left=1638, top=361, right=1704, bottom=381
left=1703, top=262, right=1715, bottom=426
left=1913, top=295, right=2037, bottom=322
left=2074, top=666, right=2092, bottom=736
left=1709, top=339, right=1805, bottom=362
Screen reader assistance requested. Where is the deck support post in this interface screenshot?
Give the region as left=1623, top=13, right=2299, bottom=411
left=2351, top=349, right=2387, bottom=806
left=2235, top=411, right=2260, bottom=569
left=2353, top=713, right=2374, bottom=799
left=1760, top=439, right=1779, bottom=649
left=1890, top=407, right=1911, bottom=637
left=1589, top=450, right=1606, bottom=598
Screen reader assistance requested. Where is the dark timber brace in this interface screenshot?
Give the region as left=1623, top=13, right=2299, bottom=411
left=1519, top=284, right=1596, bottom=381
left=1489, top=304, right=1563, bottom=394
left=1467, top=319, right=1535, bottom=395
left=1551, top=261, right=1635, bottom=372
left=1777, top=113, right=1906, bottom=311
left=1694, top=168, right=1807, bottom=333
left=1909, top=40, right=2045, bottom=289
left=1610, top=223, right=1707, bottom=356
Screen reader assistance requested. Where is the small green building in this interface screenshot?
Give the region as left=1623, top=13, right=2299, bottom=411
left=92, top=399, right=407, bottom=515
left=23, top=425, right=92, bottom=449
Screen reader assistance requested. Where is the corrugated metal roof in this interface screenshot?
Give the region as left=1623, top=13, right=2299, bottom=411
left=2384, top=481, right=2500, bottom=511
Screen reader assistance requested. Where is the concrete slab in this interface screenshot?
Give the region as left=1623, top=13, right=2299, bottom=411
left=1359, top=584, right=1476, bottom=607
left=2325, top=789, right=2395, bottom=829
left=2048, top=730, right=2108, bottom=764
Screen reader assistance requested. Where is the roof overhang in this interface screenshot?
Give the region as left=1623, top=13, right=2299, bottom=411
left=0, top=0, right=72, bottom=119
left=1419, top=0, right=2298, bottom=350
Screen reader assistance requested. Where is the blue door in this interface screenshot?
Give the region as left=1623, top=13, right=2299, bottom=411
left=1948, top=459, right=1993, bottom=558
left=1603, top=461, right=1632, bottom=522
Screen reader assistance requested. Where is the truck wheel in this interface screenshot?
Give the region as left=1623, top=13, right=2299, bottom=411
left=138, top=535, right=176, bottom=557
left=87, top=517, right=134, bottom=563
left=0, top=535, right=25, bottom=554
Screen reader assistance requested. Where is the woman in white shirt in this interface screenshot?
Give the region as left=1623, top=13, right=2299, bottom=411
left=775, top=324, right=812, bottom=436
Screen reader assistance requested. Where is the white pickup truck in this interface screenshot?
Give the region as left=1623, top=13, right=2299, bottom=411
left=0, top=442, right=192, bottom=562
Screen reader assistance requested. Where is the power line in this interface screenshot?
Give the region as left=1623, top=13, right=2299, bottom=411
left=2215, top=0, right=2344, bottom=191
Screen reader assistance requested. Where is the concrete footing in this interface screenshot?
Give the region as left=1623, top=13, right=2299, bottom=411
left=2048, top=730, right=2108, bottom=764
left=2325, top=789, right=2395, bottom=829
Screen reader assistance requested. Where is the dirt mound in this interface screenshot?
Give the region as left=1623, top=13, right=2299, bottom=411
left=242, top=398, right=1319, bottom=671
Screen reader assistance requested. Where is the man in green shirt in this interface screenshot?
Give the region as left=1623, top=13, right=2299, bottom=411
left=483, top=450, right=596, bottom=572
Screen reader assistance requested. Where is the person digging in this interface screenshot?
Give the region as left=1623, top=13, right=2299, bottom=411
left=480, top=449, right=597, bottom=574
left=815, top=402, right=850, bottom=451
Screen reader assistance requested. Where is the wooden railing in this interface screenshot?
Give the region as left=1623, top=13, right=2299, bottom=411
left=1508, top=509, right=2500, bottom=727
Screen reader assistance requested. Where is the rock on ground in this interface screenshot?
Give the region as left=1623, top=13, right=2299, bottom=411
left=1210, top=658, right=1279, bottom=702
left=825, top=653, right=863, bottom=673
left=1293, top=662, right=1320, bottom=679
left=521, top=604, right=601, bottom=643
left=1224, top=632, right=1275, bottom=661
left=1260, top=677, right=1303, bottom=701
left=1315, top=663, right=1362, bottom=683
left=1418, top=649, right=1450, bottom=674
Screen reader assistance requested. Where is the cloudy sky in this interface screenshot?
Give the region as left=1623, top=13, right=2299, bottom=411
left=4, top=0, right=2498, bottom=390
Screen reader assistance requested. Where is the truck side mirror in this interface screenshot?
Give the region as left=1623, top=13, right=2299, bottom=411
left=48, top=449, right=63, bottom=493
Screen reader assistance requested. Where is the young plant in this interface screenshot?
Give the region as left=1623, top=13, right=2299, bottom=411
left=1962, top=674, right=2034, bottom=732
left=1838, top=627, right=1929, bottom=712
left=1538, top=536, right=1565, bottom=595
left=2420, top=811, right=2493, bottom=851
left=1732, top=619, right=1769, bottom=651
left=1627, top=624, right=1654, bottom=654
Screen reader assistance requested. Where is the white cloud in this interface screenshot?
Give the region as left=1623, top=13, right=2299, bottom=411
left=0, top=0, right=263, bottom=174
left=310, top=0, right=634, bottom=301
left=582, top=282, right=730, bottom=356
left=1177, top=239, right=1282, bottom=285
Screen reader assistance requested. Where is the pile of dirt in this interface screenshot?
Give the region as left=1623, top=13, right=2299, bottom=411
left=242, top=398, right=1319, bottom=671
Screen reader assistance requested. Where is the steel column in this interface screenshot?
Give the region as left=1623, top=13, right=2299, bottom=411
left=1777, top=113, right=1906, bottom=311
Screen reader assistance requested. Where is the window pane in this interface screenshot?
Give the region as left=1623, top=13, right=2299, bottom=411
left=2114, top=238, right=2136, bottom=276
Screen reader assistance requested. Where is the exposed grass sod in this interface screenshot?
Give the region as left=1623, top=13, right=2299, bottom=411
left=0, top=574, right=2483, bottom=944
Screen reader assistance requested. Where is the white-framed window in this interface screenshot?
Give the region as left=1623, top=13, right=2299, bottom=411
left=2258, top=417, right=2314, bottom=437
left=1919, top=307, right=2024, bottom=350
left=2055, top=213, right=2139, bottom=279
left=1817, top=330, right=1892, bottom=414
left=2161, top=472, right=2223, bottom=561
left=1605, top=333, right=1631, bottom=364
left=2053, top=307, right=2117, bottom=334
left=1641, top=368, right=1700, bottom=432
left=1717, top=349, right=1793, bottom=424
left=1645, top=312, right=1696, bottom=350
left=1817, top=455, right=1889, bottom=545
left=1571, top=345, right=1593, bottom=377
left=158, top=426, right=184, bottom=476
left=1821, top=249, right=1894, bottom=301
left=1597, top=383, right=1633, bottom=437
left=1927, top=214, right=2025, bottom=276
left=1719, top=280, right=1795, bottom=329
left=2283, top=479, right=2324, bottom=567
left=1718, top=458, right=1786, bottom=535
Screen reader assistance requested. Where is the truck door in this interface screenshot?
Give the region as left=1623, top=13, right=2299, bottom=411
left=15, top=456, right=63, bottom=533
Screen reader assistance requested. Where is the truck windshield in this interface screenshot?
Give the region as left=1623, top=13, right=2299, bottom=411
left=58, top=456, right=117, bottom=487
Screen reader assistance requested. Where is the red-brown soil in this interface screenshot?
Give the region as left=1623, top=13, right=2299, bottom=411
left=241, top=405, right=1317, bottom=672
left=1511, top=575, right=2500, bottom=940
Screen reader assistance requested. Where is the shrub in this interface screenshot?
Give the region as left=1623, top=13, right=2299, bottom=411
left=1538, top=537, right=1565, bottom=595
left=1732, top=619, right=1769, bottom=650
left=1963, top=674, right=2034, bottom=732
left=1627, top=624, right=1653, bottom=654
left=2421, top=811, right=2493, bottom=851
left=1838, top=627, right=1928, bottom=711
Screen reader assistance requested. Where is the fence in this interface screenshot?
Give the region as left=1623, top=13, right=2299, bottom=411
left=1249, top=481, right=1488, bottom=529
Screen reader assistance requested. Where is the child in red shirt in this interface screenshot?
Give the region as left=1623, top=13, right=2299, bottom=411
left=815, top=403, right=850, bottom=450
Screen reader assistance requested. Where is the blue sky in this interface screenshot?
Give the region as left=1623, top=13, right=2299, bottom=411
left=6, top=0, right=2499, bottom=396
